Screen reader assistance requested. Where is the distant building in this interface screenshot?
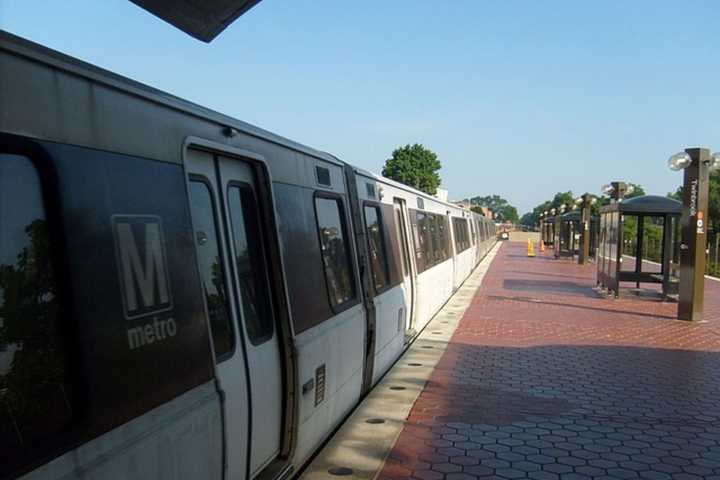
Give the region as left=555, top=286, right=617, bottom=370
left=434, top=187, right=448, bottom=202
left=451, top=200, right=494, bottom=219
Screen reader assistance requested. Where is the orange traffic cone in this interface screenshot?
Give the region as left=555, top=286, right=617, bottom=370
left=527, top=239, right=536, bottom=257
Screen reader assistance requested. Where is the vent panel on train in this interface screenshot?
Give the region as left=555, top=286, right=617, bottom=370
left=315, top=166, right=331, bottom=187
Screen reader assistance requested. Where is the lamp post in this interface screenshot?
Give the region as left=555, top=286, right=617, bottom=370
left=602, top=182, right=634, bottom=202
left=554, top=205, right=566, bottom=258
left=668, top=148, right=720, bottom=321
left=539, top=212, right=545, bottom=244
left=575, top=194, right=597, bottom=265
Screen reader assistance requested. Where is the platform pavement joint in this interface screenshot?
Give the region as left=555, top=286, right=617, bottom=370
left=298, top=244, right=503, bottom=480
left=376, top=241, right=720, bottom=480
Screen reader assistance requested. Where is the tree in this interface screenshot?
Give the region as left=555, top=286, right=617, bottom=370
left=627, top=183, right=646, bottom=198
left=521, top=191, right=575, bottom=228
left=466, top=195, right=519, bottom=223
left=382, top=144, right=442, bottom=195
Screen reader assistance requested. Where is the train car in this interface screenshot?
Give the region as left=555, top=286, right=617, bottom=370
left=0, top=31, right=495, bottom=480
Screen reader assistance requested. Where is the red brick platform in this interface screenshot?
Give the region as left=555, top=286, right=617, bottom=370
left=379, top=242, right=720, bottom=480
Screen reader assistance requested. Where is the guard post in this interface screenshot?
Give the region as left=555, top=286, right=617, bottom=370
left=674, top=148, right=712, bottom=321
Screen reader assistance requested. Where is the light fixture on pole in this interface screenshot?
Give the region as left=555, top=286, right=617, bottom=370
left=601, top=181, right=630, bottom=202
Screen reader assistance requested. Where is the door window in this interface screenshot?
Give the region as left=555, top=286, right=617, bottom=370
left=227, top=184, right=274, bottom=345
left=364, top=205, right=390, bottom=292
left=314, top=197, right=356, bottom=308
left=188, top=180, right=234, bottom=359
left=394, top=207, right=409, bottom=276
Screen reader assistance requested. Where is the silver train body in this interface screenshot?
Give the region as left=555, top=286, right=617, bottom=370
left=0, top=32, right=496, bottom=480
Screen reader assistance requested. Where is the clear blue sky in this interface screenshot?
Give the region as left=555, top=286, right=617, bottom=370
left=3, top=1, right=719, bottom=214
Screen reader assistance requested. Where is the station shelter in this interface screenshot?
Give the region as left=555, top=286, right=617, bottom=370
left=596, top=195, right=682, bottom=298
left=556, top=210, right=599, bottom=259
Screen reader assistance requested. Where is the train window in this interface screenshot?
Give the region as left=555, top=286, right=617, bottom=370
left=315, top=196, right=356, bottom=308
left=414, top=212, right=452, bottom=269
left=438, top=216, right=448, bottom=260
left=453, top=218, right=470, bottom=252
left=227, top=184, right=274, bottom=345
left=414, top=210, right=426, bottom=261
left=0, top=154, right=72, bottom=476
left=364, top=205, right=390, bottom=292
left=189, top=180, right=234, bottom=359
left=427, top=215, right=437, bottom=262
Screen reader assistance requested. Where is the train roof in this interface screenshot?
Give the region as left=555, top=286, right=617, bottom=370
left=0, top=30, right=343, bottom=168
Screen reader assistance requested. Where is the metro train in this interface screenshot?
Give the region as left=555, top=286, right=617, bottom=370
left=0, top=31, right=496, bottom=480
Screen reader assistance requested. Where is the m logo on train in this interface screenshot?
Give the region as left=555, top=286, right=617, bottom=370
left=112, top=215, right=178, bottom=349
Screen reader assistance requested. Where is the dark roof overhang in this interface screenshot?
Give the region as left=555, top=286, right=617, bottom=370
left=129, top=0, right=262, bottom=42
left=600, top=195, right=682, bottom=215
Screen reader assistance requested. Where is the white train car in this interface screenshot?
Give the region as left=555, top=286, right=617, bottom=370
left=0, top=31, right=495, bottom=480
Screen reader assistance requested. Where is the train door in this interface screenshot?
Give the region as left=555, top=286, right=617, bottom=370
left=393, top=198, right=416, bottom=333
left=448, top=213, right=459, bottom=290
left=186, top=148, right=284, bottom=479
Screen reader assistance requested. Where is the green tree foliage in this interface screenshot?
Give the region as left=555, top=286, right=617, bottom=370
left=382, top=144, right=442, bottom=195
left=522, top=184, right=650, bottom=227
left=521, top=191, right=575, bottom=227
left=466, top=195, right=519, bottom=223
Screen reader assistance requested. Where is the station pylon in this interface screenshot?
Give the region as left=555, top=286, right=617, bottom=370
left=527, top=239, right=536, bottom=257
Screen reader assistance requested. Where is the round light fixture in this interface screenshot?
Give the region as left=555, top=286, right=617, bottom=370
left=709, top=152, right=720, bottom=171
left=668, top=152, right=692, bottom=171
left=601, top=184, right=614, bottom=195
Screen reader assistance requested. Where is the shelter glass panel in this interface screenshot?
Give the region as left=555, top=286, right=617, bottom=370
left=622, top=215, right=638, bottom=272
left=641, top=216, right=664, bottom=273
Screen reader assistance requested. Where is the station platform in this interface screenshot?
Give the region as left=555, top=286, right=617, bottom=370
left=300, top=241, right=720, bottom=480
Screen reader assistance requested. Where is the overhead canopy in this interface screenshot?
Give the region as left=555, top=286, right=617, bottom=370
left=601, top=195, right=682, bottom=215
left=129, top=0, right=262, bottom=42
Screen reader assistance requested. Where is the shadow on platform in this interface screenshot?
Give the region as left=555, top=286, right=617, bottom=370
left=486, top=293, right=677, bottom=320
left=503, top=279, right=599, bottom=298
